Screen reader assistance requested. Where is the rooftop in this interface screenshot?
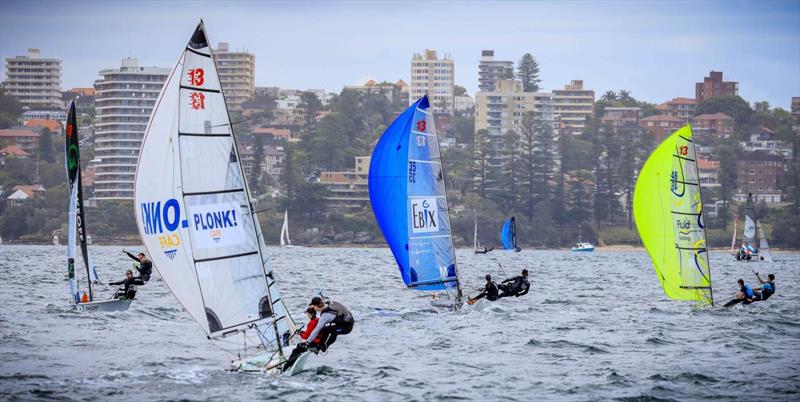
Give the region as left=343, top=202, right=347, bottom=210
left=693, top=112, right=734, bottom=121
left=640, top=114, right=682, bottom=122
left=24, top=119, right=62, bottom=132
left=0, top=144, right=30, bottom=157
left=0, top=128, right=41, bottom=138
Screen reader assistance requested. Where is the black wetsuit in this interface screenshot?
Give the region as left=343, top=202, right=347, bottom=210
left=126, top=251, right=153, bottom=283
left=109, top=277, right=144, bottom=300
left=472, top=281, right=500, bottom=302
left=499, top=276, right=530, bottom=298
left=307, top=301, right=354, bottom=352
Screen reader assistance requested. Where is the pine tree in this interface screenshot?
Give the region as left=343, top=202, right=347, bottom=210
left=517, top=53, right=541, bottom=93
left=473, top=129, right=492, bottom=198
left=519, top=112, right=537, bottom=221
left=500, top=129, right=520, bottom=210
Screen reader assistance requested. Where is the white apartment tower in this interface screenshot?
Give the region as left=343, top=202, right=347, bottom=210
left=478, top=50, right=514, bottom=92
left=3, top=49, right=62, bottom=107
left=213, top=42, right=255, bottom=112
left=92, top=58, right=168, bottom=200
left=410, top=49, right=454, bottom=115
left=552, top=80, right=594, bottom=135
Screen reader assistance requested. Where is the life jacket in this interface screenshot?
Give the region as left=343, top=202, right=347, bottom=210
left=743, top=285, right=754, bottom=298
left=322, top=301, right=354, bottom=326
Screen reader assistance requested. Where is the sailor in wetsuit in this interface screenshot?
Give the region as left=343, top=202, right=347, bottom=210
left=498, top=269, right=530, bottom=298
left=724, top=278, right=760, bottom=307
left=304, top=297, right=354, bottom=353
left=123, top=250, right=152, bottom=283
left=108, top=270, right=144, bottom=300
left=467, top=274, right=500, bottom=304
left=754, top=272, right=776, bottom=300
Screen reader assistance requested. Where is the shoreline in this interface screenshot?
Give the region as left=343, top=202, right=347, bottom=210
left=3, top=242, right=798, bottom=252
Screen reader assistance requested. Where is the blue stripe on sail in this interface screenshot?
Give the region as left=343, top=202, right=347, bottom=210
left=501, top=219, right=512, bottom=250
left=370, top=96, right=455, bottom=291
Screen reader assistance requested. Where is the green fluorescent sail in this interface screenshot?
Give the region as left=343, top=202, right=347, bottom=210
left=633, top=125, right=713, bottom=305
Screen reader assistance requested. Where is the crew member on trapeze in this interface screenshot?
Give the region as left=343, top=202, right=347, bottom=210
left=498, top=269, right=530, bottom=298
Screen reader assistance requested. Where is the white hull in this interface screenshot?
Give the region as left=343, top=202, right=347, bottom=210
left=73, top=298, right=133, bottom=312
left=234, top=351, right=310, bottom=376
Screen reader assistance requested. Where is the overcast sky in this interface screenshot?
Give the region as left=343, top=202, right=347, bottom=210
left=1, top=0, right=798, bottom=108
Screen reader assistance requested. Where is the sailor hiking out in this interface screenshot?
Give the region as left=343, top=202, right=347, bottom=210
left=467, top=274, right=500, bottom=305
left=108, top=270, right=144, bottom=300
left=123, top=250, right=152, bottom=283
left=303, top=297, right=354, bottom=353
left=498, top=269, right=530, bottom=298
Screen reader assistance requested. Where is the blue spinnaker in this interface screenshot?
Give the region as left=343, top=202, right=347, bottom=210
left=501, top=219, right=512, bottom=250
left=369, top=96, right=460, bottom=293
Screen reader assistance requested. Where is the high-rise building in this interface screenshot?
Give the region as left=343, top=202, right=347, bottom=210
left=475, top=79, right=556, bottom=175
left=213, top=42, right=255, bottom=112
left=92, top=58, right=168, bottom=200
left=695, top=71, right=738, bottom=106
left=478, top=50, right=514, bottom=92
left=3, top=49, right=62, bottom=107
left=410, top=49, right=454, bottom=115
left=552, top=80, right=594, bottom=135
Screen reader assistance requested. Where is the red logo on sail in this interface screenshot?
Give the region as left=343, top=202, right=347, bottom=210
left=190, top=92, right=206, bottom=110
left=187, top=68, right=205, bottom=86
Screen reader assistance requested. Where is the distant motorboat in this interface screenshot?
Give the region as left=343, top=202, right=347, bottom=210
left=570, top=235, right=594, bottom=252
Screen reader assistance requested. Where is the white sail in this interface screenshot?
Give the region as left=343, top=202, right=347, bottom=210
left=743, top=215, right=756, bottom=242
left=730, top=217, right=738, bottom=253
left=280, top=210, right=291, bottom=247
left=757, top=221, right=774, bottom=262
left=134, top=22, right=295, bottom=349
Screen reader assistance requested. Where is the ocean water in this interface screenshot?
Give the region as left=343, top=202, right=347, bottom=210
left=1, top=245, right=798, bottom=401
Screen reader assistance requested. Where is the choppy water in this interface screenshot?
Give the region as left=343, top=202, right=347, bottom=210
left=1, top=245, right=798, bottom=401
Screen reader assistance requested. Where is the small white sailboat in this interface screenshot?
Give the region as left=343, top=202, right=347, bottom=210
left=473, top=210, right=493, bottom=254
left=133, top=21, right=306, bottom=375
left=65, top=101, right=131, bottom=312
left=53, top=235, right=60, bottom=246
left=570, top=235, right=594, bottom=252
left=280, top=209, right=293, bottom=247
left=732, top=194, right=773, bottom=262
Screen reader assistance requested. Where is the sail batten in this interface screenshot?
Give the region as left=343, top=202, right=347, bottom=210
left=134, top=21, right=295, bottom=347
left=634, top=125, right=713, bottom=305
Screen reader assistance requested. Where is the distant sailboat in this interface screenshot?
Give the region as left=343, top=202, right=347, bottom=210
left=133, top=21, right=304, bottom=374
left=65, top=101, right=129, bottom=312
left=53, top=235, right=59, bottom=246
left=280, top=209, right=292, bottom=247
left=500, top=217, right=521, bottom=252
left=473, top=210, right=493, bottom=254
left=634, top=125, right=713, bottom=306
left=369, top=95, right=463, bottom=307
left=732, top=194, right=773, bottom=262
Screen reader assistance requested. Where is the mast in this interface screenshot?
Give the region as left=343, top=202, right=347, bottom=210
left=437, top=112, right=463, bottom=303
left=201, top=20, right=284, bottom=356
left=473, top=210, right=478, bottom=251
left=65, top=101, right=93, bottom=301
